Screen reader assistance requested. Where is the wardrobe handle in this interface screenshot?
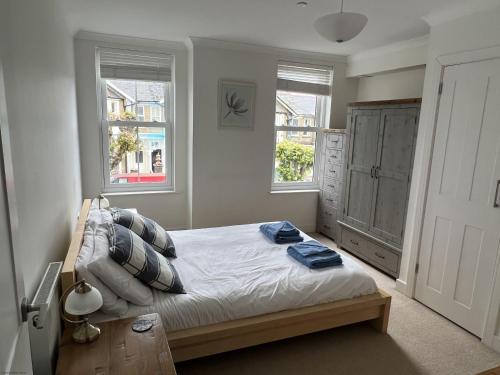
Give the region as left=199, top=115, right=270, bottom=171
left=494, top=180, right=500, bottom=208
left=375, top=167, right=380, bottom=179
left=374, top=252, right=385, bottom=259
left=370, top=166, right=374, bottom=178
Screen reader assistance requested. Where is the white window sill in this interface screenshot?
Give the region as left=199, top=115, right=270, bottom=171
left=270, top=189, right=320, bottom=194
left=103, top=190, right=176, bottom=197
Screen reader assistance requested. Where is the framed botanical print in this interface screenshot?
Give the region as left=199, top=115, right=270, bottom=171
left=218, top=79, right=256, bottom=130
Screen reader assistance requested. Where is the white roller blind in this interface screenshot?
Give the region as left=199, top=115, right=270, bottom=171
left=99, top=48, right=172, bottom=82
left=277, top=63, right=332, bottom=96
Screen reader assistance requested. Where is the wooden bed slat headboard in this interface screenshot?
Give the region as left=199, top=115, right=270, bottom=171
left=61, top=199, right=92, bottom=295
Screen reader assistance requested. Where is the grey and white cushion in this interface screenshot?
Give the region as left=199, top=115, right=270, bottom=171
left=108, top=223, right=185, bottom=294
left=111, top=208, right=176, bottom=258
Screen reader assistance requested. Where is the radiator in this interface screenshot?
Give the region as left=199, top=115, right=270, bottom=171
left=27, top=262, right=63, bottom=375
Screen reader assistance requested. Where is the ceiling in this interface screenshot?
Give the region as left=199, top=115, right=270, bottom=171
left=61, top=0, right=484, bottom=56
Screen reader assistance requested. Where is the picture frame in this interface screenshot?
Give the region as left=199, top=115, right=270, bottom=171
left=218, top=79, right=256, bottom=130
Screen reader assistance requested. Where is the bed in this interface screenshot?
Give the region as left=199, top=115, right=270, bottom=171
left=61, top=199, right=391, bottom=362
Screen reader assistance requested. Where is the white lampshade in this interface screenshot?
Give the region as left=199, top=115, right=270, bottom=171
left=98, top=194, right=109, bottom=209
left=314, top=12, right=368, bottom=43
left=64, top=284, right=103, bottom=316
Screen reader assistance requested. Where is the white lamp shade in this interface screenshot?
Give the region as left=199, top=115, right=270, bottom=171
left=314, top=12, right=368, bottom=43
left=98, top=195, right=110, bottom=209
left=64, top=285, right=103, bottom=316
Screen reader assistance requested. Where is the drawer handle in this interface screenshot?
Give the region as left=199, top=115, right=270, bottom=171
left=327, top=184, right=335, bottom=188
left=494, top=180, right=500, bottom=208
left=350, top=239, right=359, bottom=246
left=329, top=169, right=336, bottom=174
left=374, top=252, right=386, bottom=259
left=323, top=225, right=331, bottom=229
left=326, top=198, right=334, bottom=202
left=324, top=211, right=332, bottom=216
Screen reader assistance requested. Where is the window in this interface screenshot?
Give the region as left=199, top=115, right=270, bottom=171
left=272, top=63, right=332, bottom=190
left=136, top=150, right=144, bottom=163
left=151, top=105, right=163, bottom=122
left=136, top=105, right=145, bottom=121
left=98, top=48, right=173, bottom=192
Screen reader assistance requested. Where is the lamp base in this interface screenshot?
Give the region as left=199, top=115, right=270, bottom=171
left=72, top=320, right=101, bottom=344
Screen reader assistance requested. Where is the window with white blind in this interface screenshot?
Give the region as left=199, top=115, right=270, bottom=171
left=97, top=48, right=174, bottom=192
left=273, top=63, right=332, bottom=190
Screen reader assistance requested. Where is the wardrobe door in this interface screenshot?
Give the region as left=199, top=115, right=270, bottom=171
left=343, top=109, right=379, bottom=230
left=369, top=108, right=418, bottom=245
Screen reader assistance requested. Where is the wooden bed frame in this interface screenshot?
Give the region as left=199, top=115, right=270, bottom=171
left=61, top=199, right=391, bottom=362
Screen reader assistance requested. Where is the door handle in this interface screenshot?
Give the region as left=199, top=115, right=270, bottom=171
left=494, top=180, right=500, bottom=208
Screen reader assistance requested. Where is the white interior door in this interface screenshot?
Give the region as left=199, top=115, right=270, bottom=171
left=415, top=58, right=500, bottom=337
left=0, top=59, right=32, bottom=373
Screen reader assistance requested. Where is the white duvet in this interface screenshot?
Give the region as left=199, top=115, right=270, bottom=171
left=92, top=223, right=377, bottom=331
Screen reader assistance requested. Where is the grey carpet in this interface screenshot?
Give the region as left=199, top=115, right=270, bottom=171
left=176, top=233, right=500, bottom=375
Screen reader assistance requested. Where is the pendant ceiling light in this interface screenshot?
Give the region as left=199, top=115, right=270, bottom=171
left=314, top=0, right=368, bottom=43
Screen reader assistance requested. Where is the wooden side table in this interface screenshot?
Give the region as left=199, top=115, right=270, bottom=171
left=56, top=313, right=176, bottom=375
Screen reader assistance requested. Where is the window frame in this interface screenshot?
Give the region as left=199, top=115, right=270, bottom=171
left=271, top=92, right=330, bottom=191
left=98, top=74, right=174, bottom=193
left=135, top=104, right=145, bottom=121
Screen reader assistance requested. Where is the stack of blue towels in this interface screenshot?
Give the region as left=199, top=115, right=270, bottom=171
left=287, top=240, right=343, bottom=269
left=259, top=221, right=304, bottom=244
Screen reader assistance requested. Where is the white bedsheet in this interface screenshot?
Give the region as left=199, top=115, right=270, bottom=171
left=91, top=223, right=377, bottom=331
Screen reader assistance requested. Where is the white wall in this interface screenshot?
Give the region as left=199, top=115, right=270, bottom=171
left=356, top=67, right=426, bottom=102
left=189, top=39, right=357, bottom=231
left=74, top=33, right=189, bottom=230
left=0, top=0, right=82, bottom=298
left=347, top=36, right=428, bottom=78
left=395, top=4, right=500, bottom=349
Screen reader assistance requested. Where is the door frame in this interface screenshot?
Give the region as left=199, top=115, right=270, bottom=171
left=397, top=44, right=500, bottom=350
left=0, top=57, right=31, bottom=371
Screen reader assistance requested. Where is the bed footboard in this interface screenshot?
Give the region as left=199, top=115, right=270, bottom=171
left=167, top=290, right=391, bottom=362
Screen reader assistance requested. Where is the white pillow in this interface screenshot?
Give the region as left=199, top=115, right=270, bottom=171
left=75, top=227, right=129, bottom=316
left=86, top=199, right=107, bottom=229
left=87, top=226, right=154, bottom=306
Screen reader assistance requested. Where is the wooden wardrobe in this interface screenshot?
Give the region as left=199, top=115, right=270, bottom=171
left=338, top=99, right=420, bottom=277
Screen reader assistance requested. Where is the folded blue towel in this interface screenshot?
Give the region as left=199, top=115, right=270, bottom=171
left=260, top=221, right=304, bottom=244
left=287, top=240, right=343, bottom=269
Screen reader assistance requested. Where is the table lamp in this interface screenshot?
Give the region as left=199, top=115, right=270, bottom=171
left=60, top=280, right=103, bottom=343
left=97, top=194, right=109, bottom=209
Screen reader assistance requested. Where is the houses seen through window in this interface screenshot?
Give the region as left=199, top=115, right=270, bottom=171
left=273, top=63, right=332, bottom=189
left=99, top=47, right=173, bottom=192
left=105, top=79, right=168, bottom=186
